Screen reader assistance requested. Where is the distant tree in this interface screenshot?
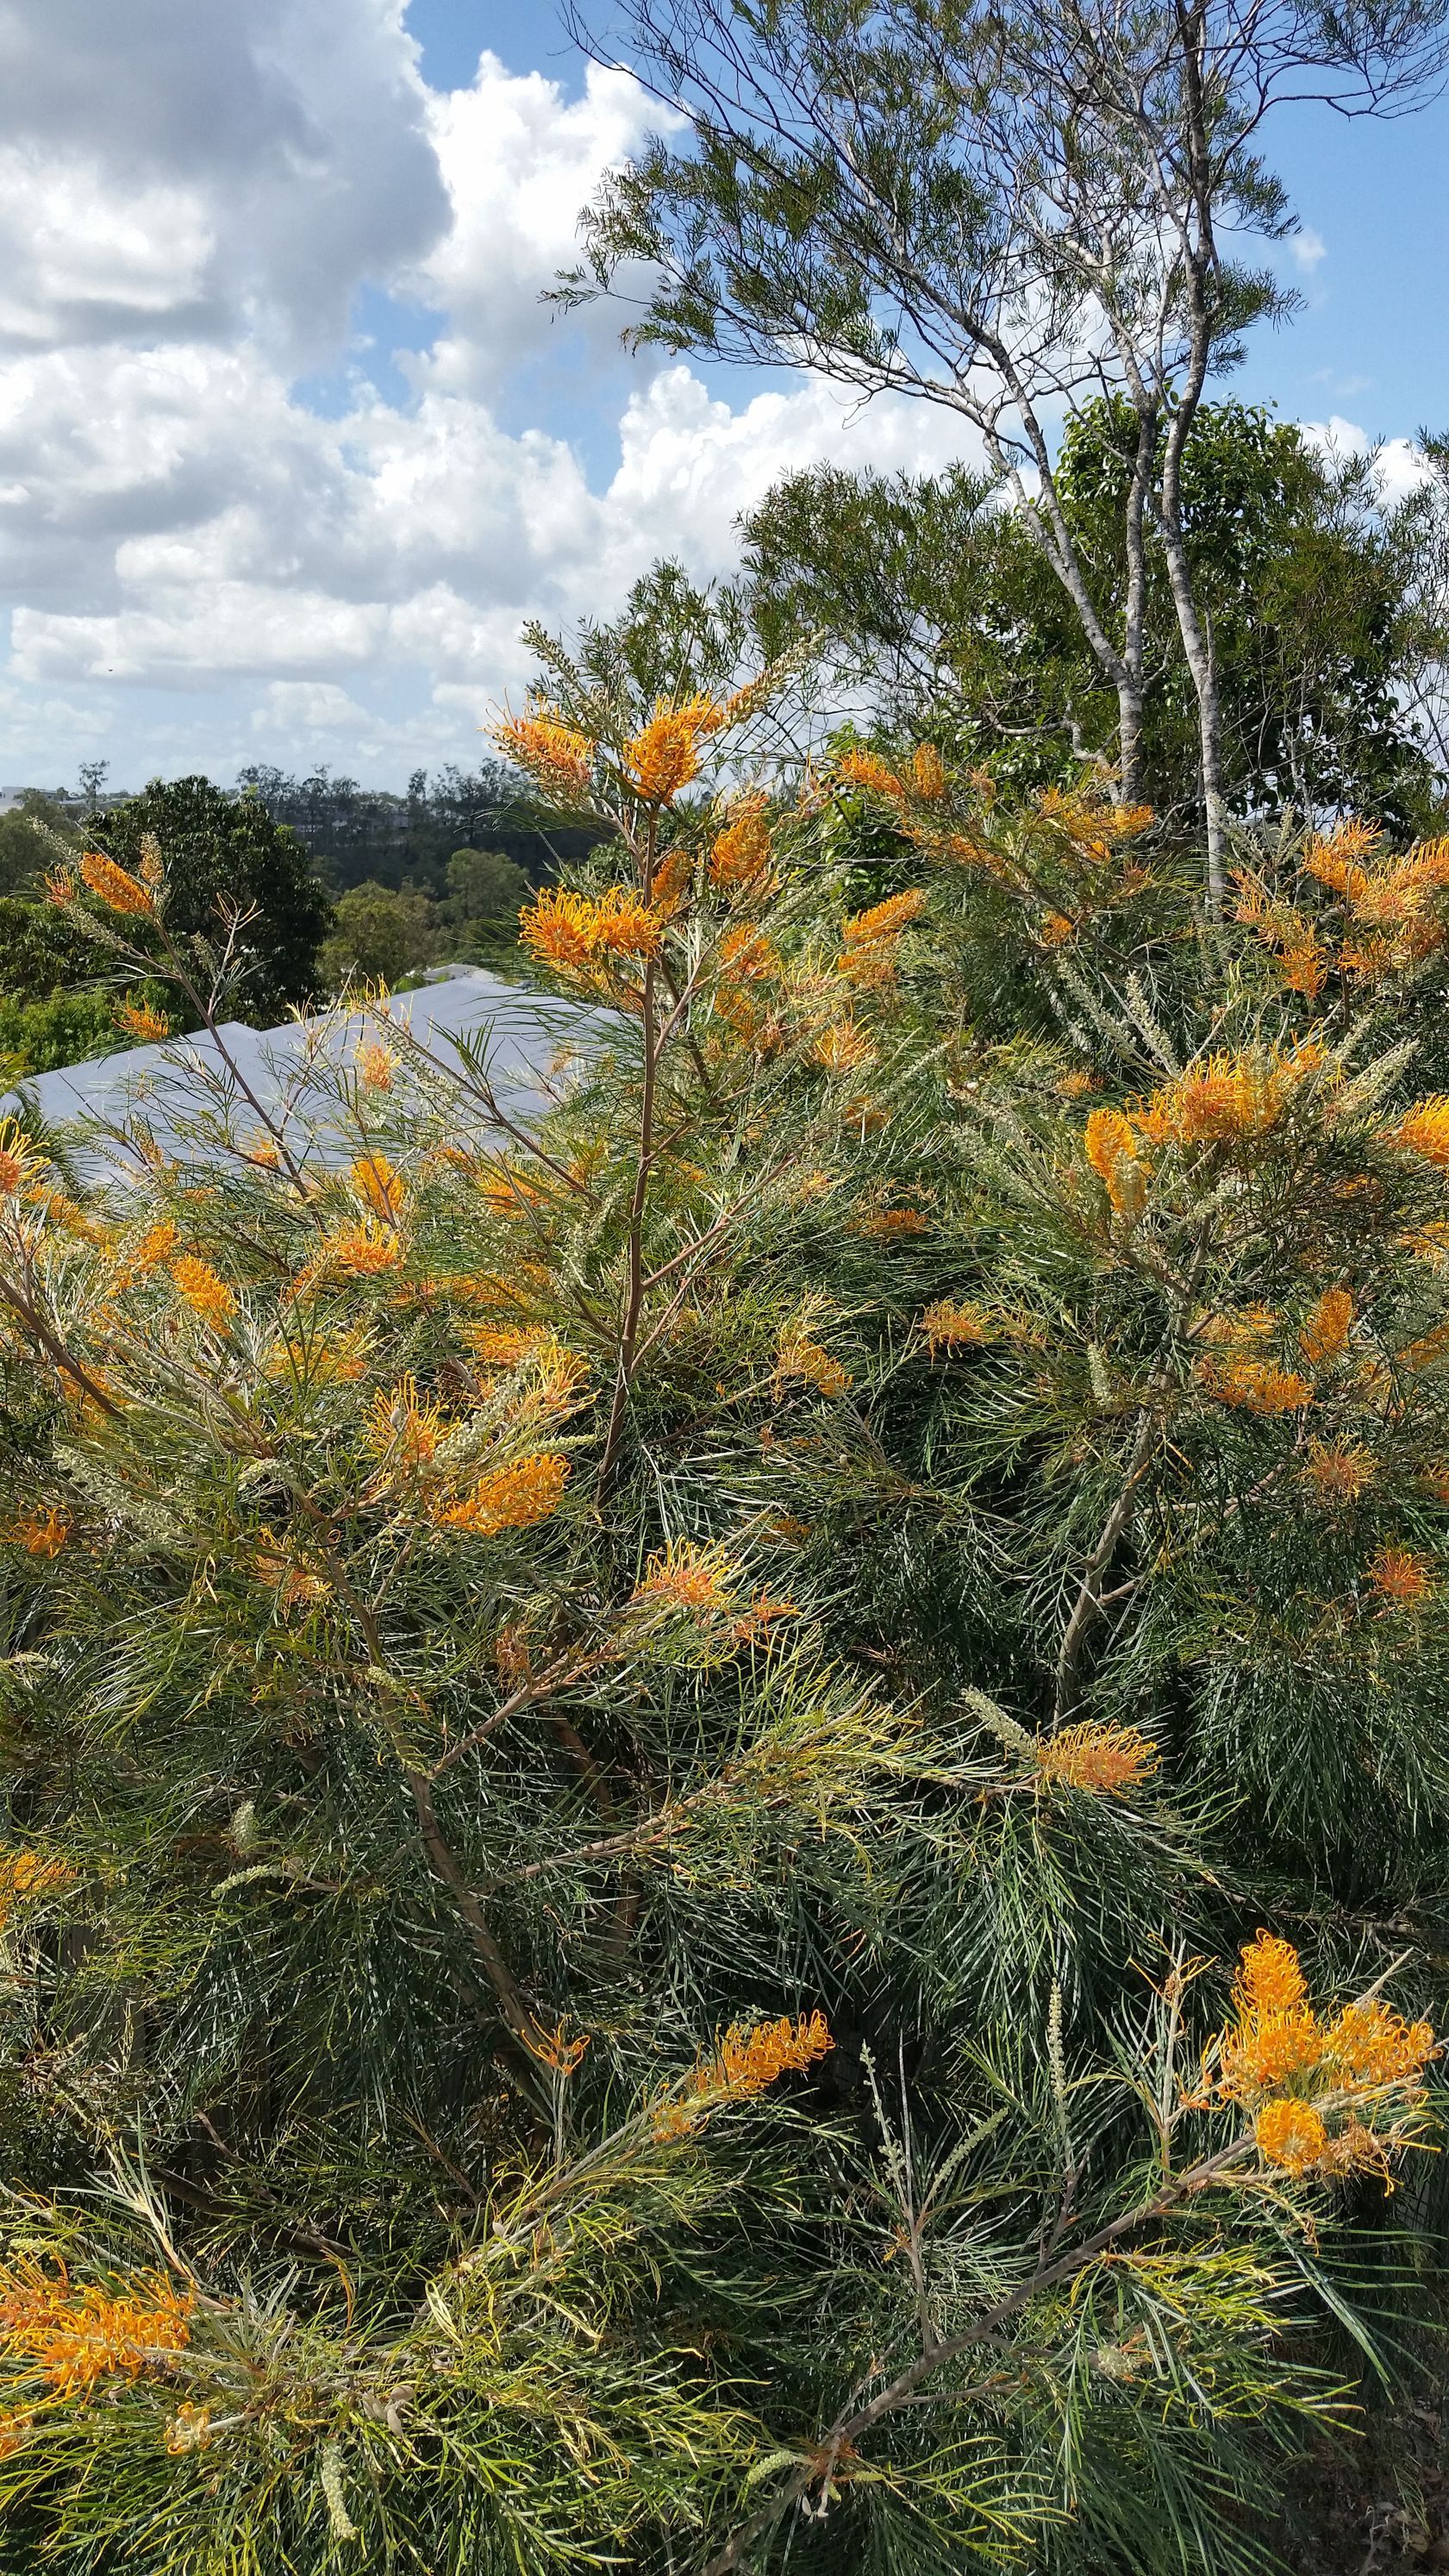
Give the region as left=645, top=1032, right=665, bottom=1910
left=317, top=882, right=440, bottom=991
left=0, top=793, right=78, bottom=899
left=442, top=848, right=530, bottom=960
left=89, top=775, right=333, bottom=1016
left=565, top=0, right=1449, bottom=898
left=743, top=403, right=1438, bottom=829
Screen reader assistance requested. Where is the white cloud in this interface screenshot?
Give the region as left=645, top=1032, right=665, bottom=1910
left=1292, top=226, right=1327, bottom=273
left=1302, top=415, right=1428, bottom=503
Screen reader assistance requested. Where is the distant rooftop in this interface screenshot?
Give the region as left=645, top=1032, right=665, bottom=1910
left=6, top=966, right=607, bottom=1182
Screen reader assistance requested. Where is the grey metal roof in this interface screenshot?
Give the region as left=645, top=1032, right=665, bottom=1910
left=5, top=967, right=607, bottom=1180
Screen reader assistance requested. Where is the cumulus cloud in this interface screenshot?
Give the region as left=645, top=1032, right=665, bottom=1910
left=0, top=11, right=991, bottom=783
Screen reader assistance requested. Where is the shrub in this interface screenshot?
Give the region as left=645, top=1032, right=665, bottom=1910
left=0, top=678, right=1444, bottom=2573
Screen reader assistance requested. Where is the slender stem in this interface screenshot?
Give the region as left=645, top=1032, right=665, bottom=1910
left=596, top=810, right=664, bottom=1497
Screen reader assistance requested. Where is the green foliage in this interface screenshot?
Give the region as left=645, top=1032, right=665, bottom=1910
left=0, top=795, right=78, bottom=898
left=742, top=403, right=1438, bottom=828
left=0, top=631, right=1446, bottom=2574
left=0, top=987, right=121, bottom=1076
left=90, top=775, right=333, bottom=1015
left=442, top=847, right=531, bottom=962
left=316, top=879, right=440, bottom=989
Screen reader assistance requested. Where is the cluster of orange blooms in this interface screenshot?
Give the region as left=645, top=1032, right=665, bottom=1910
left=520, top=885, right=666, bottom=985
left=113, top=995, right=170, bottom=1044
left=1367, top=1542, right=1436, bottom=1609
left=1083, top=1046, right=1328, bottom=1222
left=1390, top=1097, right=1449, bottom=1168
left=436, top=1452, right=570, bottom=1538
left=710, top=800, right=775, bottom=892
left=1211, top=1933, right=1435, bottom=2179
left=494, top=709, right=596, bottom=799
left=8, top=1505, right=70, bottom=1556
left=774, top=1330, right=851, bottom=1398
left=651, top=2011, right=834, bottom=2141
left=170, top=1254, right=236, bottom=1331
left=0, top=2262, right=191, bottom=2397
left=1033, top=1722, right=1159, bottom=1798
left=630, top=1538, right=740, bottom=1619
left=839, top=889, right=926, bottom=990
left=920, top=1297, right=993, bottom=1350
left=1236, top=823, right=1449, bottom=994
left=72, top=850, right=157, bottom=919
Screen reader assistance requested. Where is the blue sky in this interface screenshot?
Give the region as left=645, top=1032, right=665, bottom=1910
left=0, top=0, right=1444, bottom=793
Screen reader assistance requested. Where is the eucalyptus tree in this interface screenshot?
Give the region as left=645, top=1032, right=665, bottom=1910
left=561, top=0, right=1449, bottom=897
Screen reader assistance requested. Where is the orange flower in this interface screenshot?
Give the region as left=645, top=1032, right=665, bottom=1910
left=631, top=1538, right=740, bottom=1616
left=1034, top=1722, right=1158, bottom=1797
left=653, top=2011, right=833, bottom=2139
left=0, top=1123, right=38, bottom=1199
left=364, top=1373, right=446, bottom=1473
left=352, top=1151, right=404, bottom=1225
left=437, top=1452, right=569, bottom=1536
left=469, top=1322, right=556, bottom=1368
left=0, top=2264, right=190, bottom=2396
left=1132, top=1043, right=1323, bottom=1149
left=1084, top=1107, right=1143, bottom=1216
left=910, top=742, right=946, bottom=799
left=842, top=890, right=926, bottom=952
left=0, top=1849, right=76, bottom=1931
left=355, top=1038, right=397, bottom=1090
left=718, top=924, right=782, bottom=985
left=8, top=1507, right=69, bottom=1556
left=1390, top=1097, right=1449, bottom=1166
left=1322, top=1998, right=1436, bottom=2091
left=113, top=997, right=170, bottom=1043
left=1300, top=1287, right=1354, bottom=1364
left=1304, top=1441, right=1376, bottom=1503
left=775, top=1331, right=850, bottom=1397
left=710, top=803, right=774, bottom=891
left=622, top=695, right=721, bottom=803
left=1368, top=1542, right=1434, bottom=1607
left=814, top=1022, right=876, bottom=1079
left=494, top=709, right=596, bottom=797
left=313, top=1222, right=403, bottom=1280
left=1196, top=1348, right=1314, bottom=1414
left=521, top=885, right=666, bottom=980
left=1255, top=2097, right=1328, bottom=2176
left=170, top=1254, right=235, bottom=1329
left=921, top=1297, right=992, bottom=1350
left=853, top=1205, right=928, bottom=1238
left=78, top=850, right=156, bottom=917
left=835, top=747, right=904, bottom=801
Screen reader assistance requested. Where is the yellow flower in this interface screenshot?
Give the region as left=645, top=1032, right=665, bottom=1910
left=1034, top=1722, right=1158, bottom=1797
left=437, top=1452, right=570, bottom=1536
left=774, top=1330, right=850, bottom=1397
left=113, top=997, right=170, bottom=1043
left=364, top=1373, right=447, bottom=1473
left=621, top=695, right=721, bottom=803
left=921, top=1297, right=992, bottom=1350
left=814, top=1022, right=877, bottom=1079
left=631, top=1538, right=740, bottom=1616
left=170, top=1254, right=236, bottom=1329
left=1234, top=1930, right=1308, bottom=2019
left=1321, top=1998, right=1436, bottom=2091
left=78, top=850, right=156, bottom=917
left=0, top=2263, right=190, bottom=2395
left=311, top=1222, right=403, bottom=1281
left=1255, top=2097, right=1328, bottom=2176
left=1299, top=1287, right=1354, bottom=1364
left=910, top=742, right=946, bottom=798
left=0, top=1849, right=76, bottom=1931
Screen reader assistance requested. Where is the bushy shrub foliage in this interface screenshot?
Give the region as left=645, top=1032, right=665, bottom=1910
left=0, top=668, right=1445, bottom=2573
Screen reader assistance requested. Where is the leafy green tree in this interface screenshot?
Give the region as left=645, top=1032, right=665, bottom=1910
left=564, top=0, right=1449, bottom=897
left=316, top=879, right=439, bottom=991
left=89, top=775, right=333, bottom=1016
left=0, top=794, right=78, bottom=899
left=442, top=848, right=531, bottom=960
left=744, top=403, right=1438, bottom=829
